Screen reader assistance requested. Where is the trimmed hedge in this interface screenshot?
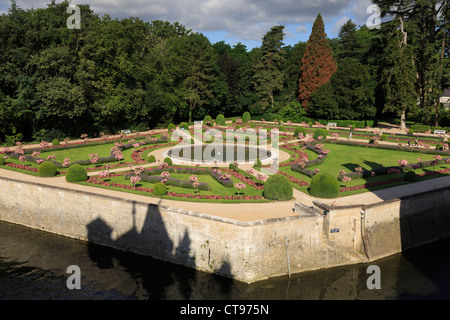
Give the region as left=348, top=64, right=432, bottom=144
left=203, top=115, right=213, bottom=125
left=313, top=128, right=328, bottom=140
left=294, top=126, right=307, bottom=138
left=404, top=171, right=419, bottom=182
left=215, top=114, right=226, bottom=126
left=180, top=122, right=189, bottom=130
left=147, top=154, right=156, bottom=163
left=52, top=139, right=60, bottom=146
left=65, top=164, right=88, bottom=182
left=309, top=173, right=340, bottom=199
left=38, top=161, right=57, bottom=177
left=242, top=112, right=251, bottom=123
left=126, top=174, right=211, bottom=191
left=0, top=156, right=5, bottom=165
left=153, top=183, right=167, bottom=196
left=263, top=174, right=293, bottom=201
left=168, top=123, right=176, bottom=132
left=163, top=157, right=173, bottom=166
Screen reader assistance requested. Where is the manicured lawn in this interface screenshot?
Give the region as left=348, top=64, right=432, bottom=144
left=278, top=142, right=450, bottom=197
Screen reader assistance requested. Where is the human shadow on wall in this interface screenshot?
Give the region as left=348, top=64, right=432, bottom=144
left=86, top=199, right=234, bottom=299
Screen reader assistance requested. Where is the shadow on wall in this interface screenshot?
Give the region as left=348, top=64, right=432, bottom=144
left=85, top=200, right=234, bottom=299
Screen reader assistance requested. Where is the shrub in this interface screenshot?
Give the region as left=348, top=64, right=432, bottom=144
left=163, top=157, right=172, bottom=166
left=436, top=144, right=443, bottom=151
left=168, top=123, right=176, bottom=132
left=0, top=156, right=5, bottom=165
left=408, top=129, right=414, bottom=135
left=215, top=114, right=226, bottom=126
left=242, top=112, right=251, bottom=123
left=263, top=174, right=293, bottom=201
left=229, top=163, right=238, bottom=170
left=313, top=128, right=328, bottom=140
left=65, top=164, right=88, bottom=182
left=52, top=139, right=60, bottom=146
left=404, top=171, right=419, bottom=182
left=153, top=182, right=167, bottom=196
left=38, top=161, right=57, bottom=177
left=147, top=154, right=156, bottom=163
left=294, top=126, right=307, bottom=138
left=253, top=158, right=262, bottom=168
left=203, top=115, right=213, bottom=126
left=180, top=122, right=189, bottom=130
left=309, top=173, right=340, bottom=199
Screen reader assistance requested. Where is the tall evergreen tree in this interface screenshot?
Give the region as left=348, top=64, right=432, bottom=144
left=298, top=14, right=337, bottom=114
left=253, top=25, right=285, bottom=114
left=372, top=0, right=448, bottom=126
left=382, top=17, right=418, bottom=130
left=337, top=20, right=360, bottom=60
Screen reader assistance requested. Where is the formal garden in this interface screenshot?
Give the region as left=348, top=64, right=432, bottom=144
left=1, top=113, right=449, bottom=203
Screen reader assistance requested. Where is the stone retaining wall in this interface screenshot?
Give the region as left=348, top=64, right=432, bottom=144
left=1, top=175, right=450, bottom=283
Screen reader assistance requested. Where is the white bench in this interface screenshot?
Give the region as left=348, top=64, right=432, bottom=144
left=327, top=123, right=337, bottom=127
left=121, top=129, right=131, bottom=134
left=434, top=130, right=446, bottom=135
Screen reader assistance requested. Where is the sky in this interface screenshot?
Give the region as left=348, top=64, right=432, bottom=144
left=0, top=0, right=377, bottom=49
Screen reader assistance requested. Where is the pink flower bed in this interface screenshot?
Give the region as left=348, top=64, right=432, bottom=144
left=86, top=170, right=264, bottom=201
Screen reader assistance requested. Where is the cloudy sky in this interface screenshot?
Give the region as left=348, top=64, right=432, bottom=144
left=0, top=0, right=376, bottom=48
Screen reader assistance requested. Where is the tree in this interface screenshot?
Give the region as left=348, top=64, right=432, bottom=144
left=173, top=33, right=216, bottom=123
left=372, top=0, right=448, bottom=126
left=337, top=19, right=360, bottom=60
left=253, top=25, right=285, bottom=113
left=298, top=14, right=337, bottom=114
left=382, top=17, right=418, bottom=130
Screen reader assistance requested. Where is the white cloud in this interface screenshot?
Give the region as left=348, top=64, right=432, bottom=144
left=333, top=16, right=350, bottom=33
left=2, top=0, right=358, bottom=42
left=296, top=25, right=307, bottom=33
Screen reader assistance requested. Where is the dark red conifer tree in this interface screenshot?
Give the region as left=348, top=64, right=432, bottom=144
left=298, top=13, right=337, bottom=114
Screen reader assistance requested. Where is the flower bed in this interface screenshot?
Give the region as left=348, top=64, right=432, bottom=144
left=339, top=167, right=450, bottom=193
left=86, top=170, right=264, bottom=201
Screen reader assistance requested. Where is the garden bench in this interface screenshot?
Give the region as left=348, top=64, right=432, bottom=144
left=434, top=130, right=446, bottom=135
left=327, top=123, right=337, bottom=127
left=121, top=129, right=131, bottom=134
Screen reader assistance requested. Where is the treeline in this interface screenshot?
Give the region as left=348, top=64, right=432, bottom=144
left=0, top=0, right=449, bottom=144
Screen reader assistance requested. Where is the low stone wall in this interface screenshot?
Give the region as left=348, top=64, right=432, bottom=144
left=1, top=175, right=450, bottom=283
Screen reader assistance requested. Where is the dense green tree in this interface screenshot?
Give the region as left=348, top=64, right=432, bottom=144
left=372, top=0, right=448, bottom=126
left=172, top=33, right=217, bottom=123
left=382, top=17, right=418, bottom=130
left=253, top=25, right=285, bottom=114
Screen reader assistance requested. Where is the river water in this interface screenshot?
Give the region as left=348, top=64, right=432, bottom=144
left=1, top=219, right=450, bottom=301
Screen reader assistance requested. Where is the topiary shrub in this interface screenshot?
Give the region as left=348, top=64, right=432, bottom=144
left=313, top=128, right=328, bottom=140
left=153, top=182, right=167, bottom=196
left=180, top=122, right=189, bottom=130
left=203, top=115, right=213, bottom=126
left=242, top=112, right=251, bottom=123
left=52, top=139, right=60, bottom=146
left=404, top=171, right=419, bottom=182
left=309, top=173, right=340, bottom=199
left=263, top=174, right=293, bottom=201
left=168, top=123, right=176, bottom=132
left=0, top=156, right=6, bottom=165
left=436, top=143, right=443, bottom=151
left=65, top=164, right=88, bottom=182
left=163, top=157, right=172, bottom=166
left=38, top=161, right=57, bottom=177
left=294, top=126, right=307, bottom=138
left=147, top=154, right=156, bottom=163
left=215, top=114, right=226, bottom=126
